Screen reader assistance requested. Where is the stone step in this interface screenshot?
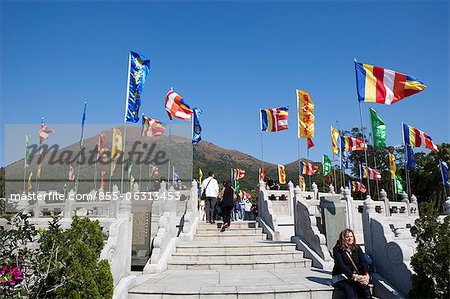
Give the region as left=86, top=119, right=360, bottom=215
left=175, top=241, right=297, bottom=253
left=128, top=268, right=343, bottom=298
left=196, top=227, right=263, bottom=234
left=171, top=250, right=304, bottom=262
left=193, top=233, right=266, bottom=241
left=167, top=258, right=312, bottom=270
left=197, top=221, right=260, bottom=229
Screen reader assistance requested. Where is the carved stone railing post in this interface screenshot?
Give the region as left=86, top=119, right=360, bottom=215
left=410, top=194, right=418, bottom=216
left=312, top=182, right=318, bottom=200
left=380, top=189, right=389, bottom=217
left=401, top=192, right=410, bottom=215
left=288, top=181, right=294, bottom=216
left=362, top=195, right=376, bottom=256
left=343, top=187, right=354, bottom=229
left=329, top=184, right=335, bottom=195
left=64, top=190, right=75, bottom=218
left=118, top=194, right=132, bottom=277
left=159, top=181, right=167, bottom=193
left=444, top=197, right=450, bottom=215
left=16, top=193, right=30, bottom=214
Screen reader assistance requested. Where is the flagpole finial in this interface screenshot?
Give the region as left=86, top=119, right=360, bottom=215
left=354, top=58, right=358, bottom=62
left=170, top=87, right=174, bottom=91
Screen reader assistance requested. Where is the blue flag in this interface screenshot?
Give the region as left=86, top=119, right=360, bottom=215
left=125, top=51, right=151, bottom=123
left=406, top=145, right=416, bottom=170
left=440, top=160, right=450, bottom=187
left=173, top=166, right=180, bottom=182
left=79, top=102, right=87, bottom=148
left=192, top=108, right=202, bottom=144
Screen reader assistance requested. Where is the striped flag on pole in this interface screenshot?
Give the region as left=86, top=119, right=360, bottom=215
left=300, top=161, right=318, bottom=175
left=165, top=89, right=194, bottom=121
left=403, top=124, right=439, bottom=153
left=355, top=60, right=426, bottom=105
left=350, top=181, right=367, bottom=193
left=231, top=168, right=246, bottom=180
left=278, top=164, right=286, bottom=184
left=260, top=107, right=289, bottom=132
left=341, top=136, right=368, bottom=152
left=362, top=165, right=381, bottom=181
left=39, top=120, right=55, bottom=143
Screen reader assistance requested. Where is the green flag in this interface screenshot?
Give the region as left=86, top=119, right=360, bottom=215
left=369, top=108, right=386, bottom=148
left=127, top=161, right=134, bottom=180
left=323, top=154, right=331, bottom=176
left=394, top=174, right=403, bottom=195
left=25, top=134, right=32, bottom=166
left=234, top=180, right=240, bottom=194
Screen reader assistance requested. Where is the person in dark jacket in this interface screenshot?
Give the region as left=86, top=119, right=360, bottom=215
left=218, top=181, right=236, bottom=232
left=332, top=228, right=371, bottom=299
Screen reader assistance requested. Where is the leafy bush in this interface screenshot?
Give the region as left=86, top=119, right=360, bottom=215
left=0, top=213, right=113, bottom=298
left=409, top=203, right=449, bottom=298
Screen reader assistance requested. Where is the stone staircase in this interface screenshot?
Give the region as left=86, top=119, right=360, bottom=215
left=129, top=221, right=342, bottom=298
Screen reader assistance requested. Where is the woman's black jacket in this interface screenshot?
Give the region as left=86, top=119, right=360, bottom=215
left=332, top=241, right=369, bottom=278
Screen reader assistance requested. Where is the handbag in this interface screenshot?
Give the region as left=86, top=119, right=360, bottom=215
left=201, top=179, right=212, bottom=200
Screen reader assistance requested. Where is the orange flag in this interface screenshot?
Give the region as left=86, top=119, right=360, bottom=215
left=277, top=164, right=286, bottom=184
left=307, top=138, right=315, bottom=149
left=297, top=90, right=315, bottom=138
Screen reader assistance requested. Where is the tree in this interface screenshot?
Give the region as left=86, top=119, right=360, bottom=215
left=409, top=203, right=449, bottom=298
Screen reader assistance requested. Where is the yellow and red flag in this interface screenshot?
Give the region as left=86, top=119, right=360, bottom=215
left=389, top=153, right=396, bottom=179
left=331, top=126, right=340, bottom=155
left=297, top=90, right=314, bottom=138
left=299, top=175, right=306, bottom=191
left=277, top=164, right=286, bottom=184
left=259, top=167, right=266, bottom=182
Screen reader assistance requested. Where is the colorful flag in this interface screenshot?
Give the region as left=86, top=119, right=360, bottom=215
left=406, top=145, right=416, bottom=170
left=125, top=51, right=151, bottom=123
left=278, top=164, right=286, bottom=184
left=341, top=136, right=368, bottom=152
left=39, top=120, right=55, bottom=143
left=127, top=161, right=134, bottom=180
left=403, top=124, right=439, bottom=153
left=369, top=108, right=386, bottom=148
left=439, top=160, right=450, bottom=188
left=389, top=153, right=396, bottom=179
left=165, top=89, right=194, bottom=121
left=359, top=163, right=363, bottom=180
left=101, top=170, right=106, bottom=190
left=355, top=61, right=426, bottom=105
left=80, top=102, right=87, bottom=148
left=199, top=168, right=203, bottom=185
left=362, top=165, right=381, bottom=181
left=260, top=107, right=289, bottom=132
left=350, top=181, right=367, bottom=193
left=142, top=115, right=166, bottom=137
left=150, top=165, right=159, bottom=177
left=234, top=180, right=240, bottom=194
left=173, top=166, right=180, bottom=182
left=259, top=167, right=266, bottom=182
left=192, top=108, right=202, bottom=144
left=300, top=161, right=318, bottom=175
left=307, top=138, right=315, bottom=149
left=97, top=132, right=108, bottom=162
left=111, top=128, right=123, bottom=160
left=331, top=126, right=340, bottom=155
left=27, top=172, right=33, bottom=192
left=299, top=175, right=306, bottom=191
left=239, top=190, right=251, bottom=200
left=394, top=174, right=404, bottom=195
left=297, top=90, right=315, bottom=138
left=25, top=134, right=32, bottom=166
left=231, top=168, right=246, bottom=180
left=69, top=164, right=75, bottom=181
left=323, top=155, right=331, bottom=176
left=341, top=151, right=349, bottom=170
left=130, top=175, right=135, bottom=192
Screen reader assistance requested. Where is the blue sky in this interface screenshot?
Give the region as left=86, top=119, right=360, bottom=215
left=1, top=0, right=449, bottom=167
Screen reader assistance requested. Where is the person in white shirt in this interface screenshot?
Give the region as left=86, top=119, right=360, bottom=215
left=201, top=170, right=219, bottom=224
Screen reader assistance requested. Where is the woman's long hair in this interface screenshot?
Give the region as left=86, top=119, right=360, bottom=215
left=338, top=228, right=357, bottom=251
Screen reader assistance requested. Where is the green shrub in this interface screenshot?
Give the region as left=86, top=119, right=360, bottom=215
left=0, top=213, right=113, bottom=298
left=409, top=203, right=449, bottom=298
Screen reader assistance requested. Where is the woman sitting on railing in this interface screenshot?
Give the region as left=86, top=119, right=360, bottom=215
left=332, top=228, right=371, bottom=299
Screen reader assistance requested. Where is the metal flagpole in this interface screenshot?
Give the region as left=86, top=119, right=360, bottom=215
left=36, top=117, right=44, bottom=192
left=75, top=101, right=87, bottom=194
left=307, top=142, right=312, bottom=191
left=94, top=159, right=98, bottom=190
left=139, top=116, right=144, bottom=188
left=121, top=53, right=132, bottom=194
left=297, top=138, right=300, bottom=187
left=23, top=135, right=28, bottom=193
left=358, top=101, right=371, bottom=197
left=259, top=109, right=264, bottom=172
left=167, top=119, right=172, bottom=187
left=401, top=123, right=410, bottom=199
left=369, top=133, right=380, bottom=200
left=109, top=128, right=114, bottom=192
